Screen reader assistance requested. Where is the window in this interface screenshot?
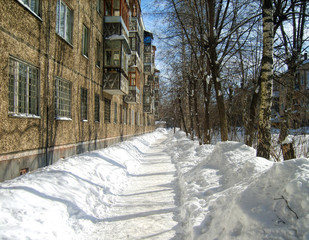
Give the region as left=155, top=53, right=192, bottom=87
left=104, top=98, right=111, bottom=123
left=113, top=0, right=120, bottom=16
left=144, top=54, right=151, bottom=64
left=56, top=0, right=73, bottom=44
left=135, top=111, right=139, bottom=125
left=114, top=102, right=117, bottom=123
left=105, top=0, right=112, bottom=15
left=81, top=88, right=88, bottom=121
left=119, top=104, right=123, bottom=124
left=123, top=106, right=127, bottom=124
left=96, top=0, right=102, bottom=14
left=131, top=109, right=134, bottom=126
left=55, top=77, right=71, bottom=119
left=130, top=37, right=136, bottom=51
left=300, top=74, right=304, bottom=85
left=94, top=94, right=100, bottom=122
left=307, top=71, right=309, bottom=90
left=129, top=73, right=136, bottom=86
left=128, top=108, right=131, bottom=125
left=17, top=0, right=41, bottom=16
left=9, top=57, right=39, bottom=116
left=82, top=25, right=89, bottom=57
left=96, top=40, right=101, bottom=67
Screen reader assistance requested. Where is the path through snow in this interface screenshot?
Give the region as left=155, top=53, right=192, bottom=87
left=94, top=135, right=181, bottom=239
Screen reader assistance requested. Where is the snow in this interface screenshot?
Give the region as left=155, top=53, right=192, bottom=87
left=0, top=129, right=309, bottom=239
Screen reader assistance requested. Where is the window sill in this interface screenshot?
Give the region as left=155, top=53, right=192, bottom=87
left=82, top=120, right=88, bottom=122
left=82, top=54, right=89, bottom=60
left=56, top=34, right=73, bottom=48
left=9, top=113, right=40, bottom=119
left=56, top=117, right=72, bottom=121
left=16, top=0, right=42, bottom=21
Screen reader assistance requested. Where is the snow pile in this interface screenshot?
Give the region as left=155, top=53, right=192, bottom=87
left=0, top=128, right=308, bottom=240
left=168, top=129, right=309, bottom=240
left=0, top=130, right=165, bottom=240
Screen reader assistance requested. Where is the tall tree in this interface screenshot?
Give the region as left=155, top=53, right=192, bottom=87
left=257, top=0, right=274, bottom=159
left=274, top=0, right=308, bottom=160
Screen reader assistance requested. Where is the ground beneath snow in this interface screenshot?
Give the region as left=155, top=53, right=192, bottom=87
left=93, top=136, right=181, bottom=239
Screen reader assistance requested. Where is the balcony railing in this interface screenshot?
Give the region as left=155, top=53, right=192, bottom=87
left=103, top=71, right=129, bottom=95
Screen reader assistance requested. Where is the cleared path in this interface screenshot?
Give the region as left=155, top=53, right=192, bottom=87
left=95, top=135, right=181, bottom=240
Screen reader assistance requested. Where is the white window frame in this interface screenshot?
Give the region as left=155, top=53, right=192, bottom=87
left=9, top=57, right=40, bottom=118
left=56, top=0, right=73, bottom=44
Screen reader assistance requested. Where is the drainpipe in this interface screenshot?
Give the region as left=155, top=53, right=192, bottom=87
left=45, top=0, right=51, bottom=166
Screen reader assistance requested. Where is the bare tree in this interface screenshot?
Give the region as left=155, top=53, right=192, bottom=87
left=257, top=0, right=274, bottom=159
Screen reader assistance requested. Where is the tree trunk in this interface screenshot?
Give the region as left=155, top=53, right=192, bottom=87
left=257, top=0, right=274, bottom=159
left=245, top=78, right=261, bottom=146
left=208, top=0, right=228, bottom=142
left=203, top=76, right=211, bottom=144
left=193, top=78, right=202, bottom=144
left=178, top=94, right=188, bottom=136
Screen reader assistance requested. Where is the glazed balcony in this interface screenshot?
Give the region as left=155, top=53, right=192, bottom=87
left=124, top=86, right=140, bottom=104
left=143, top=92, right=153, bottom=113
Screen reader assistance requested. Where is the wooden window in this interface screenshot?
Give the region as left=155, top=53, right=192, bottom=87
left=81, top=88, right=88, bottom=121
left=130, top=73, right=136, bottom=86
left=56, top=0, right=73, bottom=44
left=55, top=77, right=72, bottom=119
left=82, top=25, right=89, bottom=57
left=9, top=57, right=39, bottom=116
left=94, top=94, right=100, bottom=122
left=104, top=98, right=111, bottom=123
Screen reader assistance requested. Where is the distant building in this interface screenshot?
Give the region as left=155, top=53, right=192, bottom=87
left=0, top=0, right=160, bottom=181
left=272, top=57, right=309, bottom=128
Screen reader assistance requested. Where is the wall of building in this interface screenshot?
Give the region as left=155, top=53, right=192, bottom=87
left=0, top=0, right=155, bottom=182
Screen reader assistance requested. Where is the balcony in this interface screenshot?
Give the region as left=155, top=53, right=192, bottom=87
left=143, top=91, right=153, bottom=113
left=124, top=86, right=140, bottom=104
left=103, top=22, right=131, bottom=95
left=103, top=71, right=129, bottom=95
left=104, top=16, right=129, bottom=43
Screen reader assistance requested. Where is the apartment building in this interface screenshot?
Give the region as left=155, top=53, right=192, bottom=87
left=0, top=0, right=160, bottom=181
left=272, top=57, right=309, bottom=128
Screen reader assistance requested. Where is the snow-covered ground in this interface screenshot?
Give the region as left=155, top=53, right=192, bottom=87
left=0, top=129, right=308, bottom=239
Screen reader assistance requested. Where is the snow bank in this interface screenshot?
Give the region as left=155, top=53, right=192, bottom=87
left=0, top=130, right=167, bottom=240
left=168, top=129, right=309, bottom=240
